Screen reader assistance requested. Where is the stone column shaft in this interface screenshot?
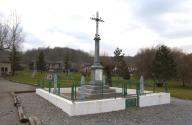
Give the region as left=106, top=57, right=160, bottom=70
left=94, top=37, right=100, bottom=64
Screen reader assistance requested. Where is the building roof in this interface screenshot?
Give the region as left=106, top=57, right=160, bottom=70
left=0, top=51, right=11, bottom=63
left=46, top=60, right=63, bottom=64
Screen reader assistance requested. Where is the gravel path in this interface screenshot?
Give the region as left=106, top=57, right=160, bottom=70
left=0, top=79, right=35, bottom=125
left=18, top=93, right=192, bottom=125
left=0, top=93, right=20, bottom=125
left=0, top=79, right=35, bottom=93
left=1, top=79, right=192, bottom=125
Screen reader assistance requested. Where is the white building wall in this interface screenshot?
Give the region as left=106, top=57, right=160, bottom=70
left=0, top=63, right=11, bottom=75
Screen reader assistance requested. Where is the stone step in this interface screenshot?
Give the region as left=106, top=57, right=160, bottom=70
left=79, top=80, right=116, bottom=99
left=81, top=92, right=119, bottom=99
left=83, top=84, right=109, bottom=90
left=84, top=88, right=116, bottom=94
left=89, top=81, right=106, bottom=85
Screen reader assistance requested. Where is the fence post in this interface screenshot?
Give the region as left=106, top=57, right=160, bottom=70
left=153, top=81, right=156, bottom=93
left=125, top=82, right=128, bottom=97
left=122, top=83, right=123, bottom=96
left=136, top=82, right=140, bottom=107
left=74, top=82, right=77, bottom=99
left=165, top=81, right=168, bottom=93
left=57, top=75, right=60, bottom=95
left=123, top=83, right=125, bottom=97
left=71, top=84, right=73, bottom=101
left=42, top=78, right=44, bottom=88
left=101, top=80, right=104, bottom=98
left=48, top=81, right=51, bottom=93
left=37, top=77, right=40, bottom=87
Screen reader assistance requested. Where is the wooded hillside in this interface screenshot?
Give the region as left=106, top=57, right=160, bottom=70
left=22, top=47, right=92, bottom=65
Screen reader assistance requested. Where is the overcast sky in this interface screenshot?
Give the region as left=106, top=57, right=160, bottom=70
left=0, top=0, right=192, bottom=56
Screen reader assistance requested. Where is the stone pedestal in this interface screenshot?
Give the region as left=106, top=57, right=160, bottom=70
left=80, top=63, right=116, bottom=99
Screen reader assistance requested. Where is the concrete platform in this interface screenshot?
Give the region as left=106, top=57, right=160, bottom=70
left=36, top=88, right=170, bottom=116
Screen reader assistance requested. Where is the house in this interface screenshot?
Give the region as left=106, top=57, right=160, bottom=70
left=0, top=51, right=11, bottom=76
left=46, top=60, right=63, bottom=71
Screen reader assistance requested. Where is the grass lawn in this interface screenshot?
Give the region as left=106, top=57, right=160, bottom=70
left=6, top=70, right=83, bottom=87
left=6, top=70, right=192, bottom=100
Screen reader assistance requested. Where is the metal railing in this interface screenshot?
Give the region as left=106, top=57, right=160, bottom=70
left=36, top=74, right=169, bottom=103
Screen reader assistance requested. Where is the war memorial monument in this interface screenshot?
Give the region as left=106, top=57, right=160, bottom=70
left=36, top=12, right=170, bottom=116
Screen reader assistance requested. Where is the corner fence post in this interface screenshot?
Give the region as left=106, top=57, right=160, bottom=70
left=126, top=82, right=128, bottom=95
left=74, top=82, right=77, bottom=99
left=122, top=83, right=123, bottom=96
left=71, top=84, right=73, bottom=101
left=165, top=82, right=168, bottom=93
left=48, top=81, right=51, bottom=93
left=123, top=82, right=127, bottom=97
left=136, top=82, right=140, bottom=107
left=42, top=78, right=44, bottom=88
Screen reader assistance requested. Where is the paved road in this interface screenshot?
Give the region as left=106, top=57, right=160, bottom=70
left=0, top=79, right=192, bottom=125
left=0, top=78, right=35, bottom=125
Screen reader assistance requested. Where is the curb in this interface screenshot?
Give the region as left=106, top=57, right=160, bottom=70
left=6, top=79, right=40, bottom=87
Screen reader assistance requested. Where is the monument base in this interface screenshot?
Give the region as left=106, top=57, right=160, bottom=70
left=79, top=63, right=116, bottom=99
left=36, top=88, right=170, bottom=116
left=79, top=81, right=116, bottom=99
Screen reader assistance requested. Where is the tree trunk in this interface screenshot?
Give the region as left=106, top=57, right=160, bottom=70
left=107, top=72, right=112, bottom=87
left=182, top=75, right=185, bottom=87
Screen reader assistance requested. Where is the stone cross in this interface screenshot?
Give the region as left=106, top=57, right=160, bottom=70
left=90, top=11, right=104, bottom=65
left=90, top=11, right=104, bottom=37
left=78, top=12, right=116, bottom=99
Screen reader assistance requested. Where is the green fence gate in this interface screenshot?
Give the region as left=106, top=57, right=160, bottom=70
left=125, top=97, right=137, bottom=108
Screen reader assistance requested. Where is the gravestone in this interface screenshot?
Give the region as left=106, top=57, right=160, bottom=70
left=140, top=75, right=144, bottom=94
left=32, top=61, right=37, bottom=78
left=79, top=76, right=85, bottom=99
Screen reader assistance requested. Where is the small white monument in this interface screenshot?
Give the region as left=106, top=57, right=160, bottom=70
left=140, top=75, right=144, bottom=94
left=32, top=61, right=37, bottom=78
left=53, top=73, right=58, bottom=94
left=79, top=76, right=85, bottom=99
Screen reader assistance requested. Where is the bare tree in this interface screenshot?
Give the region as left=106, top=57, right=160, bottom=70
left=173, top=50, right=192, bottom=87
left=0, top=23, right=11, bottom=50
left=9, top=13, right=24, bottom=49
left=101, top=56, right=115, bottom=86
left=9, top=12, right=24, bottom=75
left=135, top=48, right=156, bottom=79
